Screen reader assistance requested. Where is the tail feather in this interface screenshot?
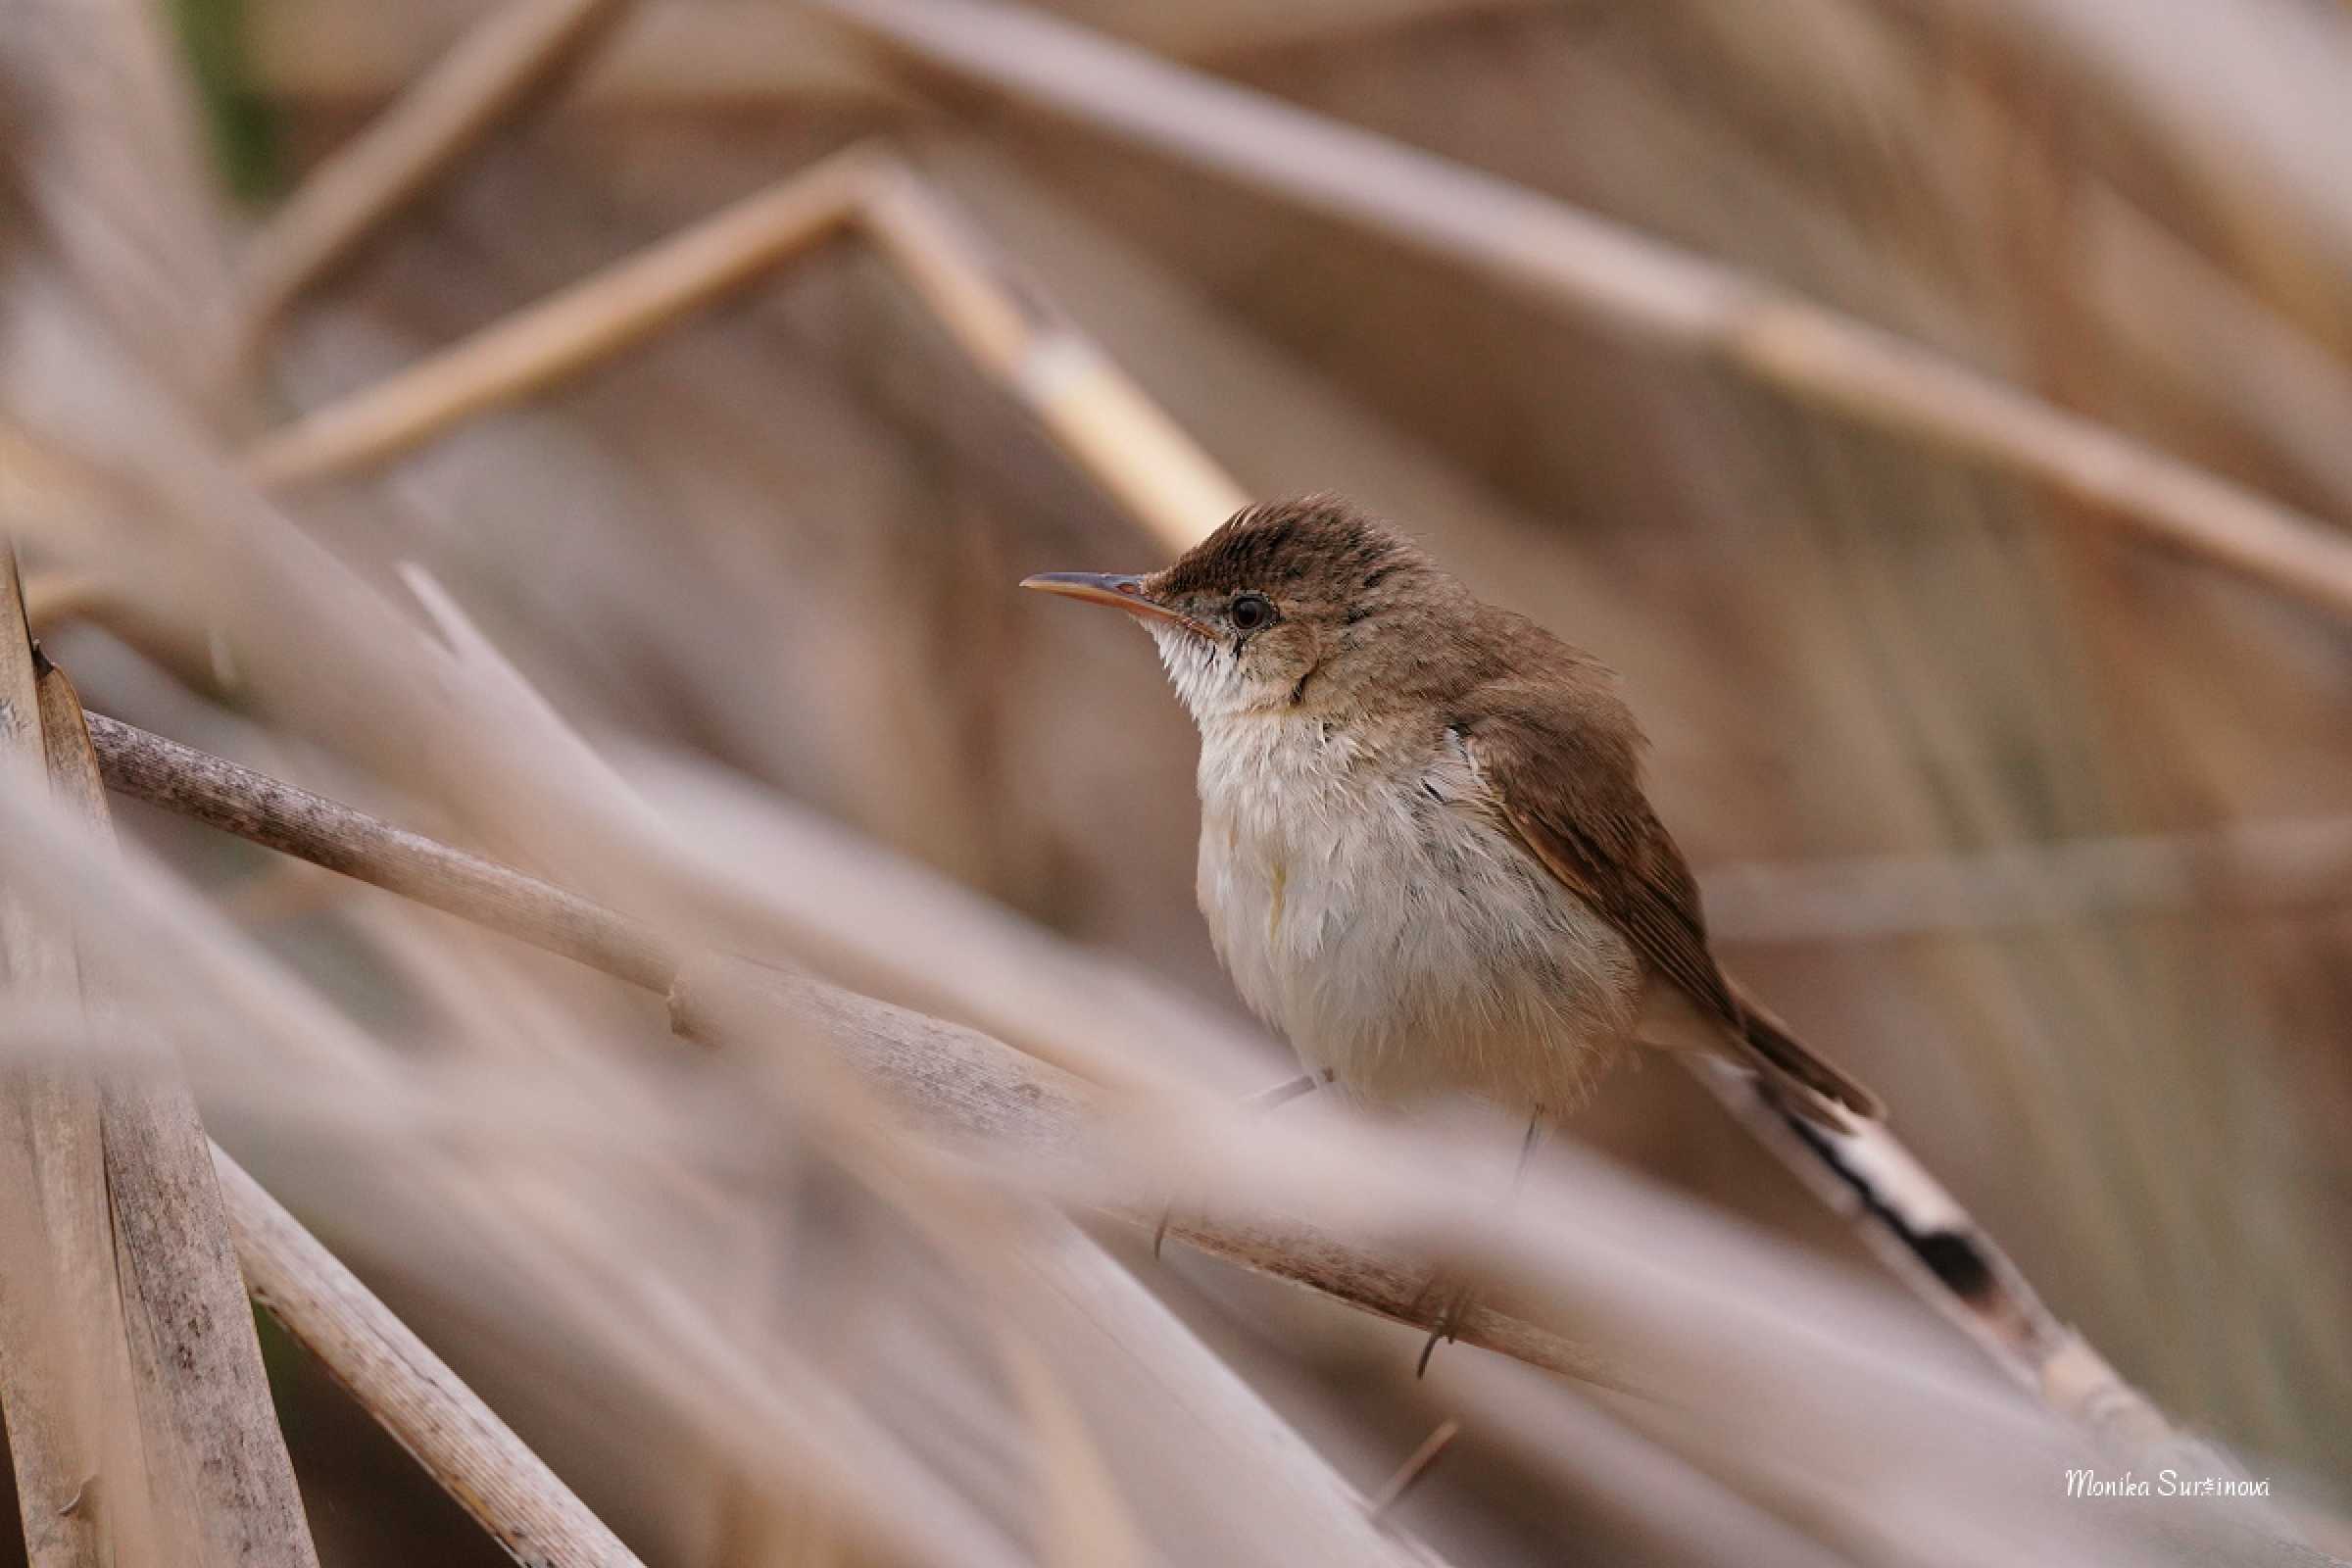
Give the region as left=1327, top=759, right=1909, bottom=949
left=1728, top=980, right=1883, bottom=1125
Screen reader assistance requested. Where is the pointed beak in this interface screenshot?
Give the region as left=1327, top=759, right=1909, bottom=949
left=1020, top=571, right=1202, bottom=634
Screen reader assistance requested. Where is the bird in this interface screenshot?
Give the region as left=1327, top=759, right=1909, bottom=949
left=1023, top=496, right=1879, bottom=1360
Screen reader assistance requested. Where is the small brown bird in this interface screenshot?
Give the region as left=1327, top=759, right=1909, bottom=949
left=1026, top=499, right=1878, bottom=1340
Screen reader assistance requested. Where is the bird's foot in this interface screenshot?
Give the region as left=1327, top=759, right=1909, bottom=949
left=1409, top=1271, right=1478, bottom=1378
left=1153, top=1071, right=1331, bottom=1261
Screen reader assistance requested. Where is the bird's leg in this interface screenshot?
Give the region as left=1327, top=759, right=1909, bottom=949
left=1154, top=1068, right=1335, bottom=1256
left=1416, top=1108, right=1547, bottom=1376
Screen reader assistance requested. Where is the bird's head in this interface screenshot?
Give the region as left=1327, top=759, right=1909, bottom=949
left=1022, top=496, right=1458, bottom=723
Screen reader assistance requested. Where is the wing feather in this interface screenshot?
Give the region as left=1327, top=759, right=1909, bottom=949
left=1462, top=706, right=1881, bottom=1122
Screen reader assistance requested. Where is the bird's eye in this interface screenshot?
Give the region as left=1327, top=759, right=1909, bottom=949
left=1230, top=593, right=1275, bottom=633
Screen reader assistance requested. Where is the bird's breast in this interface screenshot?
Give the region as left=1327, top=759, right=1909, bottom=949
left=1195, top=716, right=1368, bottom=980
left=1193, top=715, right=1641, bottom=1110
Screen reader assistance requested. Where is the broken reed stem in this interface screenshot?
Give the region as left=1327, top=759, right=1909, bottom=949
left=237, top=0, right=639, bottom=352
left=211, top=1147, right=649, bottom=1568
left=2, top=575, right=319, bottom=1567
left=81, top=710, right=1607, bottom=1385
left=47, top=683, right=325, bottom=1568
left=810, top=0, right=2352, bottom=619
left=237, top=144, right=1236, bottom=552
left=0, top=548, right=129, bottom=1568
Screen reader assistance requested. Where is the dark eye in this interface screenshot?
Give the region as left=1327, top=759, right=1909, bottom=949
left=1230, top=593, right=1275, bottom=633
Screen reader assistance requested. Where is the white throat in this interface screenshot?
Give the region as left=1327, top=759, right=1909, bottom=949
left=1146, top=622, right=1262, bottom=723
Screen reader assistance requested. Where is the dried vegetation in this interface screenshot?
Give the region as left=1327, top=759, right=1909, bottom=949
left=1, top=0, right=2348, bottom=1564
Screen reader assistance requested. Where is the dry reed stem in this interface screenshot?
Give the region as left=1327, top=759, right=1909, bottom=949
left=0, top=547, right=128, bottom=1567
left=87, top=710, right=2290, bottom=1501
left=239, top=146, right=1239, bottom=550
left=0, top=1137, right=106, bottom=1568
left=54, top=135, right=2281, bottom=1479
left=31, top=664, right=177, bottom=1568
left=83, top=711, right=681, bottom=991
left=1365, top=1417, right=1459, bottom=1522
left=62, top=614, right=2328, bottom=1547
left=241, top=144, right=879, bottom=489
left=34, top=668, right=321, bottom=1568
left=79, top=704, right=2253, bottom=1487
left=59, top=707, right=662, bottom=1567
left=857, top=166, right=1250, bottom=548
left=395, top=559, right=1248, bottom=1101
left=212, top=1147, right=648, bottom=1568
left=72, top=728, right=1457, bottom=1563
left=82, top=709, right=1610, bottom=1389
left=809, top=0, right=2352, bottom=620
left=0, top=552, right=316, bottom=1566
left=216, top=74, right=2257, bottom=1468
left=238, top=0, right=640, bottom=353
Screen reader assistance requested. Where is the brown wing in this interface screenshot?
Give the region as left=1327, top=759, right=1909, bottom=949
left=1461, top=704, right=1882, bottom=1123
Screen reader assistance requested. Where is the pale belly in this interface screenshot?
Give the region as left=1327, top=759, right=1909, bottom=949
left=1195, top=717, right=1642, bottom=1112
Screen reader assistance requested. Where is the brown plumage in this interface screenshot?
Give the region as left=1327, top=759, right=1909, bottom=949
left=1025, top=495, right=1881, bottom=1126
left=1468, top=711, right=1881, bottom=1121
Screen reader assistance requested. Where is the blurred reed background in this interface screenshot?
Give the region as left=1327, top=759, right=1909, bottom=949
left=1, top=0, right=2347, bottom=1563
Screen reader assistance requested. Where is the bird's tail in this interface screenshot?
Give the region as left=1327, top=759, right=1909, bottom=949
left=1728, top=980, right=1884, bottom=1125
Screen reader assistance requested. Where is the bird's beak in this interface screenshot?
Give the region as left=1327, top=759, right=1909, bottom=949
left=1020, top=571, right=1203, bottom=634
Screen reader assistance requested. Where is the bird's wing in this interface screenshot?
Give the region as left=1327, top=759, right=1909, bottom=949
left=1461, top=703, right=1882, bottom=1122
left=1460, top=708, right=1740, bottom=1028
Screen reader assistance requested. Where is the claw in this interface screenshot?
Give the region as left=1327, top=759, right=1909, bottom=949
left=1413, top=1278, right=1472, bottom=1377
left=1411, top=1111, right=1542, bottom=1378
left=1154, top=1071, right=1331, bottom=1263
